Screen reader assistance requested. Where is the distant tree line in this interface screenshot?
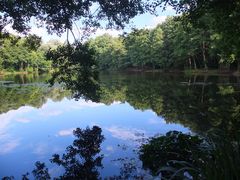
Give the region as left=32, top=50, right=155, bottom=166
left=1, top=14, right=239, bottom=73
left=88, top=16, right=240, bottom=72
left=0, top=34, right=62, bottom=73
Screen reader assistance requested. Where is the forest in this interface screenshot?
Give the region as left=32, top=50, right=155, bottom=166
left=0, top=34, right=56, bottom=74
left=88, top=15, right=240, bottom=72
left=1, top=15, right=240, bottom=74
left=2, top=15, right=239, bottom=74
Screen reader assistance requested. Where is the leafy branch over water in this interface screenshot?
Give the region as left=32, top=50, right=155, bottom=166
left=47, top=42, right=101, bottom=102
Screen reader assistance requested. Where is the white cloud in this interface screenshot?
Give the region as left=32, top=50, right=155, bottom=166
left=153, top=16, right=167, bottom=25
left=106, top=126, right=146, bottom=141
left=3, top=24, right=22, bottom=36
left=57, top=128, right=75, bottom=136
left=0, top=139, right=20, bottom=155
left=145, top=16, right=167, bottom=29
left=93, top=28, right=122, bottom=38
left=30, top=26, right=47, bottom=37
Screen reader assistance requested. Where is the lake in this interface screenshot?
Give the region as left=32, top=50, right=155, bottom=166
left=0, top=72, right=239, bottom=179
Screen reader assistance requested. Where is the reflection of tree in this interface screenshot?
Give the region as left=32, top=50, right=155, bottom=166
left=140, top=130, right=240, bottom=180
left=32, top=161, right=50, bottom=180
left=0, top=85, right=71, bottom=114
left=99, top=73, right=240, bottom=136
left=50, top=126, right=104, bottom=179
left=140, top=131, right=207, bottom=179
left=9, top=126, right=105, bottom=180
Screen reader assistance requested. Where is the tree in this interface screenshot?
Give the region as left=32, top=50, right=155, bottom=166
left=149, top=26, right=163, bottom=68
left=160, top=0, right=240, bottom=70
left=47, top=42, right=100, bottom=101
left=0, top=1, right=159, bottom=34
left=124, top=29, right=151, bottom=68
left=0, top=34, right=50, bottom=72
left=88, top=34, right=126, bottom=70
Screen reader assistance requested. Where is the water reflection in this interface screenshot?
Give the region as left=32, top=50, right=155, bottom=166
left=50, top=126, right=104, bottom=179
left=0, top=74, right=71, bottom=114
left=0, top=73, right=239, bottom=178
left=140, top=129, right=240, bottom=179
left=2, top=126, right=239, bottom=179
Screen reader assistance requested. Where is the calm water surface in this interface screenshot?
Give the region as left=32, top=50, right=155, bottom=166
left=0, top=73, right=239, bottom=179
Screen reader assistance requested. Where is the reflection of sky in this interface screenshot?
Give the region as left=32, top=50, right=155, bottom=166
left=0, top=98, right=189, bottom=178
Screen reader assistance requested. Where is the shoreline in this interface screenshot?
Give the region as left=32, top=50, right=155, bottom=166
left=1, top=69, right=239, bottom=77
left=0, top=71, right=30, bottom=76
left=116, top=68, right=240, bottom=76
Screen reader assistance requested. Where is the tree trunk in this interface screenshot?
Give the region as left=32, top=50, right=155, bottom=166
left=188, top=57, right=192, bottom=70
left=202, top=41, right=208, bottom=71
left=238, top=59, right=240, bottom=72
left=193, top=56, right=197, bottom=70
left=20, top=62, right=23, bottom=71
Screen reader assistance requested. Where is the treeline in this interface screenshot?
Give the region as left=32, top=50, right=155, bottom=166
left=0, top=33, right=54, bottom=73
left=88, top=16, right=240, bottom=71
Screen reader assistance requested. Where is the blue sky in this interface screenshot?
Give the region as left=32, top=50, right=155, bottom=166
left=4, top=5, right=176, bottom=43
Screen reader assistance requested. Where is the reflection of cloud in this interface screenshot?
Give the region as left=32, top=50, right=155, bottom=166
left=57, top=128, right=75, bottom=136
left=0, top=139, right=20, bottom=155
left=111, top=101, right=121, bottom=105
left=40, top=110, right=63, bottom=117
left=106, top=146, right=114, bottom=152
left=165, top=5, right=174, bottom=11
left=0, top=106, right=33, bottom=137
left=16, top=118, right=31, bottom=123
left=70, top=100, right=104, bottom=110
left=148, top=118, right=166, bottom=125
left=33, top=143, right=48, bottom=156
left=106, top=126, right=146, bottom=141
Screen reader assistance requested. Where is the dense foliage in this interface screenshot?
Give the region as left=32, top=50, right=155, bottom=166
left=0, top=34, right=51, bottom=73
left=47, top=42, right=100, bottom=101
left=88, top=34, right=126, bottom=70
left=0, top=0, right=160, bottom=34
left=88, top=16, right=239, bottom=71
